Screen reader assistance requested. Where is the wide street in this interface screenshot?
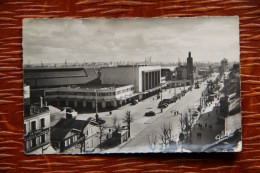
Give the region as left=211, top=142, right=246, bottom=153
left=76, top=74, right=218, bottom=153
left=116, top=82, right=206, bottom=153
left=115, top=73, right=218, bottom=153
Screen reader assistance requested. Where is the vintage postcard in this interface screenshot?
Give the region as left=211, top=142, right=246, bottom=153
left=23, top=17, right=241, bottom=154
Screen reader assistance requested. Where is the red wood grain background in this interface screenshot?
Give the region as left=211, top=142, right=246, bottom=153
left=0, top=0, right=260, bottom=172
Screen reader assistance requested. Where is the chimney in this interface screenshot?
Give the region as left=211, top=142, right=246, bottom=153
left=40, top=97, right=43, bottom=107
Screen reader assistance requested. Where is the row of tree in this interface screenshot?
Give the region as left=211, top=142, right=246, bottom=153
left=97, top=110, right=133, bottom=151
left=147, top=109, right=194, bottom=152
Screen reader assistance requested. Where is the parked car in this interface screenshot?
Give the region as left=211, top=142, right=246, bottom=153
left=162, top=99, right=173, bottom=104
left=176, top=93, right=181, bottom=99
left=159, top=101, right=170, bottom=106
left=144, top=111, right=156, bottom=117
left=158, top=103, right=168, bottom=108
left=131, top=100, right=138, bottom=105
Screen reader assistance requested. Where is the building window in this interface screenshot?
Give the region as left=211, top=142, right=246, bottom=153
left=41, top=134, right=45, bottom=144
left=24, top=124, right=26, bottom=134
left=86, top=130, right=88, bottom=136
left=65, top=139, right=69, bottom=147
left=73, top=135, right=77, bottom=142
left=31, top=121, right=36, bottom=131
left=40, top=118, right=45, bottom=128
left=31, top=138, right=36, bottom=148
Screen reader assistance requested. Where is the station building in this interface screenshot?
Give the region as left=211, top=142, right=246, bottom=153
left=24, top=65, right=162, bottom=111
left=101, top=65, right=162, bottom=93
left=45, top=84, right=136, bottom=110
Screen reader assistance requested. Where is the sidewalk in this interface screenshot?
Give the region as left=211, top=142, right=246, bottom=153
left=183, top=100, right=224, bottom=152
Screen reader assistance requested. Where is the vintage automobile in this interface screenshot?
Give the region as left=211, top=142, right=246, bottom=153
left=144, top=111, right=156, bottom=116
left=158, top=103, right=168, bottom=108
left=131, top=100, right=139, bottom=105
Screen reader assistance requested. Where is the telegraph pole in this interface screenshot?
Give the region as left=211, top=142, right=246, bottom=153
left=95, top=89, right=98, bottom=115
left=160, top=82, right=163, bottom=113
left=174, top=83, right=176, bottom=97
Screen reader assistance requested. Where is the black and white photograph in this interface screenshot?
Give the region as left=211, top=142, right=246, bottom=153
left=23, top=17, right=241, bottom=154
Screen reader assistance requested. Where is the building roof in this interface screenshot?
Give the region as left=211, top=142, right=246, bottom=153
left=48, top=105, right=61, bottom=114
left=24, top=67, right=100, bottom=88
left=51, top=118, right=93, bottom=140
left=55, top=118, right=90, bottom=131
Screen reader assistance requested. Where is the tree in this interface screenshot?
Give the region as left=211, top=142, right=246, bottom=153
left=179, top=113, right=185, bottom=132
left=112, top=115, right=121, bottom=144
left=123, top=110, right=133, bottom=138
left=181, top=112, right=192, bottom=144
left=112, top=115, right=120, bottom=132
left=160, top=122, right=173, bottom=150
left=147, top=134, right=158, bottom=151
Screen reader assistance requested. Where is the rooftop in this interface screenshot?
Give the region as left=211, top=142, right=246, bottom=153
left=24, top=67, right=100, bottom=88
left=24, top=104, right=49, bottom=119
left=51, top=118, right=95, bottom=140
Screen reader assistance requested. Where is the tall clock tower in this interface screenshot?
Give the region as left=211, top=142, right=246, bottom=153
left=187, top=52, right=194, bottom=84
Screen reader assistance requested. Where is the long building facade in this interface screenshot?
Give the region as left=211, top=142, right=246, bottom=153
left=24, top=65, right=163, bottom=112
left=100, top=65, right=161, bottom=93
left=45, top=84, right=135, bottom=110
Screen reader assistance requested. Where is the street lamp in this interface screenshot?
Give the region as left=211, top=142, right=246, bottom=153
left=94, top=89, right=99, bottom=119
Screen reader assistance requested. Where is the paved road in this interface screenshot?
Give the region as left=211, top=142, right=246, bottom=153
left=77, top=74, right=218, bottom=153
left=116, top=83, right=207, bottom=153
left=116, top=74, right=219, bottom=153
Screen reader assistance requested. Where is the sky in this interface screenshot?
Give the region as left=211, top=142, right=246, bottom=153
left=23, top=17, right=239, bottom=65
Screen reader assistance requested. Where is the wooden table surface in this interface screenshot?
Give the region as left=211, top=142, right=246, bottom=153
left=0, top=0, right=260, bottom=172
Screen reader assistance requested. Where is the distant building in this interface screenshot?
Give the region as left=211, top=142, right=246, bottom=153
left=24, top=104, right=55, bottom=154
left=24, top=85, right=30, bottom=104
left=219, top=58, right=228, bottom=76
left=161, top=66, right=177, bottom=81
left=227, top=63, right=240, bottom=96
left=176, top=52, right=194, bottom=84
left=176, top=65, right=187, bottom=80
left=100, top=65, right=161, bottom=93
left=187, top=52, right=194, bottom=84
